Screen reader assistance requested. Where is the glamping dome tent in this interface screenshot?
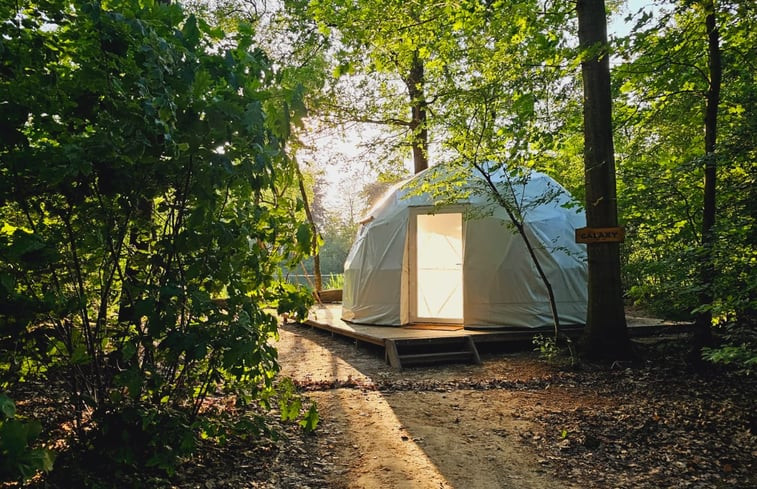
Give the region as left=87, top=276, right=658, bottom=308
left=341, top=164, right=588, bottom=329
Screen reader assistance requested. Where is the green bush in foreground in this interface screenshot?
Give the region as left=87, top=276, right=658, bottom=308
left=0, top=394, right=54, bottom=483
left=0, top=0, right=314, bottom=476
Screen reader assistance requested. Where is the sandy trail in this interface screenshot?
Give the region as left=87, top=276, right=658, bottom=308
left=276, top=323, right=578, bottom=489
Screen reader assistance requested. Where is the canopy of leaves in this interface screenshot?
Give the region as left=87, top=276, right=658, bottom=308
left=613, top=0, right=756, bottom=324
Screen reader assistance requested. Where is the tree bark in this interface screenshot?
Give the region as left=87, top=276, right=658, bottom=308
left=295, top=163, right=322, bottom=291
left=693, top=0, right=721, bottom=349
left=403, top=52, right=429, bottom=174
left=576, top=0, right=631, bottom=361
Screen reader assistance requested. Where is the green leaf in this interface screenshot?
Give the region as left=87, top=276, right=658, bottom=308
left=299, top=403, right=319, bottom=432
left=0, top=419, right=30, bottom=454
left=7, top=231, right=45, bottom=261
left=21, top=448, right=56, bottom=474
left=115, top=367, right=144, bottom=400
left=0, top=272, right=15, bottom=293
left=244, top=101, right=264, bottom=134
left=0, top=394, right=16, bottom=419
left=295, top=222, right=313, bottom=255
left=279, top=396, right=301, bottom=422
left=70, top=343, right=91, bottom=365
left=182, top=14, right=200, bottom=48
left=513, top=93, right=535, bottom=117
left=288, top=83, right=308, bottom=125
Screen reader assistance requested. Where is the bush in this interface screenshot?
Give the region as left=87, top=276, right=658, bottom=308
left=0, top=0, right=314, bottom=476
left=0, top=394, right=55, bottom=483
left=702, top=323, right=757, bottom=375
left=533, top=334, right=559, bottom=362
left=324, top=273, right=345, bottom=290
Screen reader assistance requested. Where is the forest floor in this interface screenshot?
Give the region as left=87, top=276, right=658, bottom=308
left=262, top=322, right=756, bottom=489
left=13, top=321, right=757, bottom=489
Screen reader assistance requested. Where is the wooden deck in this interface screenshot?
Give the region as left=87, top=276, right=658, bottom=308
left=302, top=304, right=685, bottom=342
left=302, top=304, right=584, bottom=345
left=297, top=304, right=691, bottom=369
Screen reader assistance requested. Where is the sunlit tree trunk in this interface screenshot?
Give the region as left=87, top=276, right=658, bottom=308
left=576, top=0, right=632, bottom=361
left=296, top=163, right=322, bottom=291
left=403, top=52, right=429, bottom=174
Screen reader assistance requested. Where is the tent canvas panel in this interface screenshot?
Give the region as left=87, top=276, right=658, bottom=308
left=341, top=164, right=588, bottom=329
left=341, top=216, right=408, bottom=325
left=462, top=216, right=583, bottom=327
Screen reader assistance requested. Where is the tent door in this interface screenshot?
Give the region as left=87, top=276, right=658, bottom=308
left=410, top=211, right=464, bottom=323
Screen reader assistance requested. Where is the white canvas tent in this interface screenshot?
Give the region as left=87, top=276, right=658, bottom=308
left=341, top=164, right=588, bottom=329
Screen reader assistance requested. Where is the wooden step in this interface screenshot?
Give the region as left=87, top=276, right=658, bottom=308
left=393, top=336, right=472, bottom=346
left=384, top=336, right=481, bottom=370
left=314, top=289, right=342, bottom=303
left=399, top=351, right=474, bottom=364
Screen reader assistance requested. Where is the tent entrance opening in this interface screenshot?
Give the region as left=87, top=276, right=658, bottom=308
left=414, top=212, right=463, bottom=322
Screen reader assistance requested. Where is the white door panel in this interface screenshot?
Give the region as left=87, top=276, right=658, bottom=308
left=415, top=213, right=463, bottom=321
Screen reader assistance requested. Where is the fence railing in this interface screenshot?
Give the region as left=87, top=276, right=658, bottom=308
left=284, top=273, right=344, bottom=289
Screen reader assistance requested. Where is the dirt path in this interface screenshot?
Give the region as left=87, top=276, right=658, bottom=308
left=276, top=323, right=578, bottom=489
left=275, top=322, right=756, bottom=489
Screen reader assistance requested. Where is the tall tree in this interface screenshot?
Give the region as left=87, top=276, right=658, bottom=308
left=576, top=0, right=632, bottom=360
left=295, top=161, right=323, bottom=291
left=692, top=0, right=722, bottom=350
left=405, top=51, right=429, bottom=173
left=613, top=0, right=755, bottom=338
left=283, top=0, right=440, bottom=173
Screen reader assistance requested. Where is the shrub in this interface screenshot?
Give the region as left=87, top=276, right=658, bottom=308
left=0, top=0, right=314, bottom=476
left=0, top=394, right=55, bottom=483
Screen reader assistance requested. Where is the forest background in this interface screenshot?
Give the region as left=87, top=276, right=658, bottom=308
left=279, top=0, right=755, bottom=335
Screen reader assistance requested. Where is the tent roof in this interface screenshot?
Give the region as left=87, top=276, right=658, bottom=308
left=362, top=163, right=580, bottom=225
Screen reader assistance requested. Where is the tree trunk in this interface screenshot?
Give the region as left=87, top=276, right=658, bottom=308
left=576, top=0, right=632, bottom=361
left=473, top=166, right=562, bottom=339
left=404, top=52, right=429, bottom=174
left=118, top=197, right=152, bottom=323
left=295, top=162, right=322, bottom=291
left=693, top=0, right=721, bottom=350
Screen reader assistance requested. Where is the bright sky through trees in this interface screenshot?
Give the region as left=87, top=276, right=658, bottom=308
left=309, top=0, right=660, bottom=221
